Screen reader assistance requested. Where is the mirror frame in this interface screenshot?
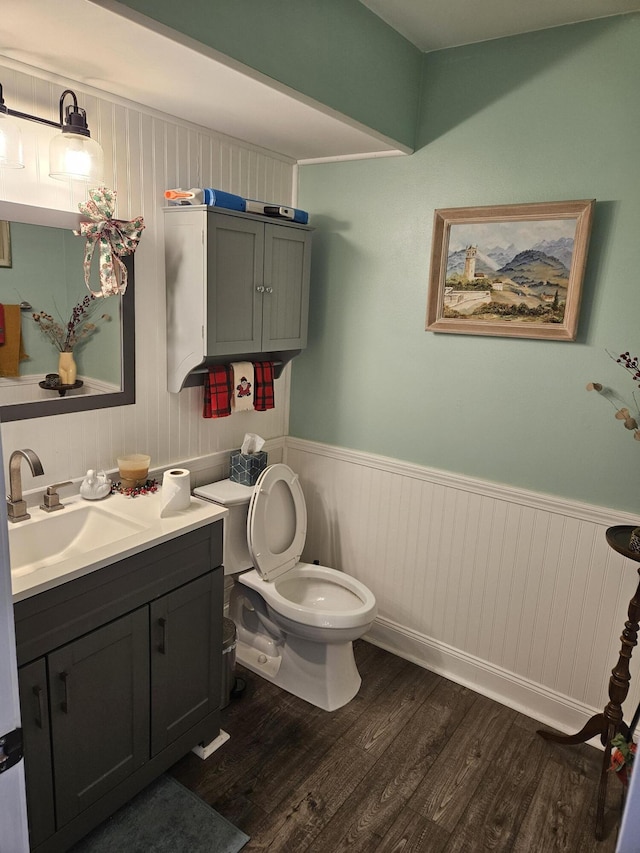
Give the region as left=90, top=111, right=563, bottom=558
left=0, top=201, right=135, bottom=422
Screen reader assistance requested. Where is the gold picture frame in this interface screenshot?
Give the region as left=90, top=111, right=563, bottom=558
left=0, top=221, right=11, bottom=268
left=425, top=199, right=595, bottom=340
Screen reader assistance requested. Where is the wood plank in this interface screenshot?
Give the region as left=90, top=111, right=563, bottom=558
left=514, top=710, right=623, bottom=849
left=408, top=693, right=517, bottom=831
left=375, top=807, right=450, bottom=853
left=169, top=642, right=621, bottom=853
left=441, top=722, right=550, bottom=852
left=243, top=739, right=376, bottom=851
left=572, top=750, right=624, bottom=853
left=512, top=755, right=602, bottom=853
left=305, top=679, right=477, bottom=852
left=343, top=657, right=440, bottom=757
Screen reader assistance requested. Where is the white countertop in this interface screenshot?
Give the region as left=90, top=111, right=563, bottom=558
left=11, top=491, right=227, bottom=603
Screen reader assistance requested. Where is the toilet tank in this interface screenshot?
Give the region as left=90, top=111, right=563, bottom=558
left=193, top=479, right=254, bottom=575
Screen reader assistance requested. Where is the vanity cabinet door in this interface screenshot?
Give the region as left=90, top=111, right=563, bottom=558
left=18, top=658, right=55, bottom=849
left=48, top=607, right=150, bottom=828
left=150, top=570, right=223, bottom=755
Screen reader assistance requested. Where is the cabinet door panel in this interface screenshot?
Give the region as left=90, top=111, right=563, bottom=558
left=48, top=608, right=149, bottom=827
left=18, top=658, right=55, bottom=848
left=207, top=214, right=263, bottom=354
left=150, top=570, right=222, bottom=755
left=263, top=225, right=311, bottom=350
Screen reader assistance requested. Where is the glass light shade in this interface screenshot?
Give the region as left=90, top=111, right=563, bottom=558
left=0, top=112, right=24, bottom=168
left=48, top=130, right=104, bottom=181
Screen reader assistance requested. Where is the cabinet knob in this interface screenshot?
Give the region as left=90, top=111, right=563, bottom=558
left=256, top=285, right=265, bottom=293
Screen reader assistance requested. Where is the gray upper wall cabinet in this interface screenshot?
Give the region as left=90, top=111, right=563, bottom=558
left=165, top=207, right=312, bottom=392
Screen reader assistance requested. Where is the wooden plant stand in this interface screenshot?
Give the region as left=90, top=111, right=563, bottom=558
left=537, top=525, right=640, bottom=841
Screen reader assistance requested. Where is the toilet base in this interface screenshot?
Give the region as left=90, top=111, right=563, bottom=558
left=235, top=635, right=361, bottom=712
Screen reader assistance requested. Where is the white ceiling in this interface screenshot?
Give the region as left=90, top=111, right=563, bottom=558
left=1, top=0, right=638, bottom=163
left=360, top=0, right=640, bottom=52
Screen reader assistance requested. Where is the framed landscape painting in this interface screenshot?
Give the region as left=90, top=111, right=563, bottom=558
left=425, top=199, right=595, bottom=340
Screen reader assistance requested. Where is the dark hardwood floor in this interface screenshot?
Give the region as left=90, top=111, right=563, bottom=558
left=171, top=641, right=623, bottom=852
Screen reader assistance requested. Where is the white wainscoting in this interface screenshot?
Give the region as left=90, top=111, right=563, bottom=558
left=285, top=437, right=640, bottom=740
left=0, top=57, right=295, bottom=487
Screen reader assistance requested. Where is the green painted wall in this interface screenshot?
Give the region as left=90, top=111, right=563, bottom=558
left=116, top=0, right=421, bottom=149
left=292, top=15, right=640, bottom=515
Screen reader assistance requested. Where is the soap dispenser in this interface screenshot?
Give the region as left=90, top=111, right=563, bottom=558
left=80, top=469, right=112, bottom=500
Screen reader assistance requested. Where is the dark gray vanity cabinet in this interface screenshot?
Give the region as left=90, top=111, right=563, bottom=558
left=14, top=521, right=223, bottom=853
left=165, top=206, right=312, bottom=392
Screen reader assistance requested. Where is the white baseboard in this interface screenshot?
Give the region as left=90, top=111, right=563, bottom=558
left=366, top=616, right=606, bottom=749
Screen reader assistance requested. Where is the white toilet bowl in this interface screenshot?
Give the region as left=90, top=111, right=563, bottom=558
left=240, top=562, right=376, bottom=642
left=194, top=463, right=377, bottom=710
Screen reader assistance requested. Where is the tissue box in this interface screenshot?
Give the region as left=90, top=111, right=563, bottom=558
left=229, top=451, right=268, bottom=486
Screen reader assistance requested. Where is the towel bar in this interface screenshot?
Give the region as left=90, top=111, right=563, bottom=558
left=180, top=354, right=297, bottom=390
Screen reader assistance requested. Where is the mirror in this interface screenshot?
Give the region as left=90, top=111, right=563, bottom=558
left=0, top=201, right=134, bottom=422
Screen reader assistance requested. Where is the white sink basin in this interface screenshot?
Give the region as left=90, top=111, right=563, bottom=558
left=9, top=491, right=227, bottom=602
left=9, top=504, right=146, bottom=577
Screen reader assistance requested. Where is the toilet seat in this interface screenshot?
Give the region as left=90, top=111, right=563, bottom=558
left=239, top=563, right=377, bottom=631
left=247, top=464, right=307, bottom=581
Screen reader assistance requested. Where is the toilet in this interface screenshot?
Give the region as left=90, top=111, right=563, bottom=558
left=194, top=463, right=377, bottom=711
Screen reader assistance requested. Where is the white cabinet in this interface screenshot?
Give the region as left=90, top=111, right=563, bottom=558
left=165, top=206, right=312, bottom=392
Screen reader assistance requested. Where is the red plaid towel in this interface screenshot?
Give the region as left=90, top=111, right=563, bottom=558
left=253, top=361, right=275, bottom=411
left=203, top=365, right=232, bottom=418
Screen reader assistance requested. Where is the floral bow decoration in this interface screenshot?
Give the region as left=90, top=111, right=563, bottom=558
left=74, top=186, right=145, bottom=297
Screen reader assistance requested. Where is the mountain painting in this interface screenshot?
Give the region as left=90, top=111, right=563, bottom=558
left=426, top=200, right=595, bottom=340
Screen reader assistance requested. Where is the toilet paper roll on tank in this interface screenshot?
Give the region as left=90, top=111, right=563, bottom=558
left=160, top=468, right=191, bottom=516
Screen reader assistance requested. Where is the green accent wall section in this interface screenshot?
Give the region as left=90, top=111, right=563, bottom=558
left=293, top=14, right=640, bottom=514
left=115, top=0, right=421, bottom=150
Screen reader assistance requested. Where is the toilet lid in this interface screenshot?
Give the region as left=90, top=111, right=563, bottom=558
left=247, top=463, right=307, bottom=581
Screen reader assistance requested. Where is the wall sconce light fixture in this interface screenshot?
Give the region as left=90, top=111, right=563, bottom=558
left=0, top=83, right=104, bottom=182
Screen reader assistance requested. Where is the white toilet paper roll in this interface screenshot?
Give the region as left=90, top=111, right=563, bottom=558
left=160, top=468, right=191, bottom=517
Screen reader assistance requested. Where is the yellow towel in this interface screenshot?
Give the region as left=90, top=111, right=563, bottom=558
left=0, top=304, right=27, bottom=377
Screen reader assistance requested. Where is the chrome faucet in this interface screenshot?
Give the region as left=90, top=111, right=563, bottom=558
left=7, top=449, right=44, bottom=523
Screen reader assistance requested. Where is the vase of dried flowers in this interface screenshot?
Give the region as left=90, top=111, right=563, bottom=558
left=58, top=350, right=77, bottom=385
left=32, top=294, right=112, bottom=380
